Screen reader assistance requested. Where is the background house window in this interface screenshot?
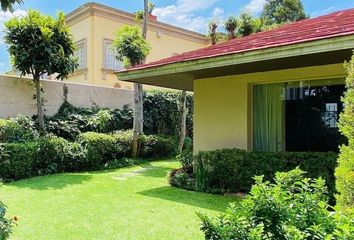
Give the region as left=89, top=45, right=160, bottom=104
left=103, top=40, right=124, bottom=71
left=74, top=40, right=87, bottom=69
left=253, top=78, right=346, bottom=152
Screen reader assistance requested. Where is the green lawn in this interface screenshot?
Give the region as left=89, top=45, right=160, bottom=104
left=1, top=159, right=237, bottom=240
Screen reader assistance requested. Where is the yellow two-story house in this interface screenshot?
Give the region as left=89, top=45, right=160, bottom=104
left=65, top=2, right=209, bottom=89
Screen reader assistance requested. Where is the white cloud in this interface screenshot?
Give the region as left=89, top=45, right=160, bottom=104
left=0, top=9, right=27, bottom=44
left=242, top=0, right=266, bottom=14
left=212, top=7, right=224, bottom=18
left=311, top=7, right=336, bottom=17
left=152, top=0, right=219, bottom=33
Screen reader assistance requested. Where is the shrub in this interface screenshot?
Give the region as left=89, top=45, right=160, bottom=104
left=0, top=115, right=38, bottom=143
left=79, top=132, right=117, bottom=170
left=169, top=165, right=195, bottom=190
left=0, top=142, right=38, bottom=181
left=140, top=134, right=177, bottom=158
left=336, top=55, right=354, bottom=211
left=176, top=150, right=193, bottom=167
left=198, top=168, right=354, bottom=240
left=0, top=200, right=15, bottom=240
left=35, top=136, right=86, bottom=174
left=194, top=149, right=338, bottom=202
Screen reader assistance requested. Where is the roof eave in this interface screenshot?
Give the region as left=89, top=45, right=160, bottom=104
left=117, top=34, right=354, bottom=85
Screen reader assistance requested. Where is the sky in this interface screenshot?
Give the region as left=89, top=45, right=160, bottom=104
left=0, top=0, right=354, bottom=73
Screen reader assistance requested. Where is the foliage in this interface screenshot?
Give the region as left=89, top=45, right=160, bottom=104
left=112, top=25, right=150, bottom=67
left=169, top=165, right=195, bottom=190
left=144, top=90, right=193, bottom=137
left=224, top=16, right=238, bottom=39
left=0, top=131, right=177, bottom=181
left=0, top=0, right=23, bottom=12
left=4, top=10, right=78, bottom=80
left=198, top=168, right=354, bottom=240
left=0, top=115, right=38, bottom=143
left=261, top=0, right=308, bottom=26
left=79, top=132, right=117, bottom=170
left=237, top=12, right=262, bottom=37
left=87, top=109, right=113, bottom=133
left=336, top=54, right=354, bottom=211
left=0, top=200, right=15, bottom=240
left=194, top=149, right=338, bottom=203
left=4, top=10, right=78, bottom=133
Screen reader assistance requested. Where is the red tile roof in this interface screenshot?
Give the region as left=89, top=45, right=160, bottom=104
left=123, top=8, right=354, bottom=72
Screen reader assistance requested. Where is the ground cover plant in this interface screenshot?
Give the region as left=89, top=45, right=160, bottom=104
left=0, top=160, right=236, bottom=240
left=198, top=168, right=354, bottom=240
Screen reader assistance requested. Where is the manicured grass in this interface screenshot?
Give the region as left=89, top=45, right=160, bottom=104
left=1, top=159, right=238, bottom=240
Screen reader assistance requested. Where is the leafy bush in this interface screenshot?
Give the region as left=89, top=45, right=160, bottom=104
left=169, top=165, right=195, bottom=190
left=198, top=168, right=354, bottom=240
left=0, top=142, right=38, bottom=181
left=0, top=115, right=38, bottom=143
left=79, top=132, right=117, bottom=170
left=176, top=150, right=193, bottom=167
left=140, top=134, right=177, bottom=158
left=194, top=149, right=338, bottom=202
left=0, top=200, right=15, bottom=240
left=336, top=55, right=354, bottom=211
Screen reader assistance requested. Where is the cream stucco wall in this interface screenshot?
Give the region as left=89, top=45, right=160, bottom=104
left=0, top=75, right=133, bottom=118
left=194, top=64, right=347, bottom=152
left=66, top=6, right=208, bottom=88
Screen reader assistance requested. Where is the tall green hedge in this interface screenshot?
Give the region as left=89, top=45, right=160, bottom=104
left=194, top=149, right=338, bottom=203
left=336, top=55, right=354, bottom=211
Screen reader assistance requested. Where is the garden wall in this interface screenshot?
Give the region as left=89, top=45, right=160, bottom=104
left=0, top=75, right=133, bottom=118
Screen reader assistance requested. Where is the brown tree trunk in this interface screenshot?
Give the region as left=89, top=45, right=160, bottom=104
left=132, top=0, right=149, bottom=158
left=34, top=76, right=45, bottom=135
left=178, top=91, right=188, bottom=154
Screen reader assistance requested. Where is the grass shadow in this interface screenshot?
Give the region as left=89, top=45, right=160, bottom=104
left=6, top=173, right=92, bottom=190
left=138, top=186, right=237, bottom=212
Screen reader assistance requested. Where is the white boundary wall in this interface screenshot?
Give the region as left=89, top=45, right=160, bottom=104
left=0, top=75, right=133, bottom=118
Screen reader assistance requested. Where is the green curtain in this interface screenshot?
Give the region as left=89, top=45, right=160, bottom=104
left=253, top=83, right=285, bottom=152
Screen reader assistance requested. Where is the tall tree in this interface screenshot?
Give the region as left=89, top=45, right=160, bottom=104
left=112, top=26, right=150, bottom=157
left=4, top=10, right=78, bottom=135
left=336, top=55, right=354, bottom=212
left=224, top=16, right=238, bottom=40
left=261, top=0, right=308, bottom=26
left=237, top=12, right=262, bottom=37
left=208, top=20, right=218, bottom=45
left=0, top=0, right=22, bottom=12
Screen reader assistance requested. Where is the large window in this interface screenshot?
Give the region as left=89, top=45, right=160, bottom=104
left=103, top=40, right=124, bottom=71
left=253, top=78, right=346, bottom=152
left=74, top=40, right=87, bottom=70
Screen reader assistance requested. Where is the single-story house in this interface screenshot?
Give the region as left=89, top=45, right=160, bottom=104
left=117, top=8, right=354, bottom=153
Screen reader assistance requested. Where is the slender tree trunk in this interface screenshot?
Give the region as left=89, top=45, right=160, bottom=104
left=178, top=91, right=188, bottom=154
left=132, top=0, right=149, bottom=158
left=34, top=76, right=45, bottom=135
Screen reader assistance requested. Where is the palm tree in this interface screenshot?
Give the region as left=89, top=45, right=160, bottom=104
left=1, top=0, right=23, bottom=12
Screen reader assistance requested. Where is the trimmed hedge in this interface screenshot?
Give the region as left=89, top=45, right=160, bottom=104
left=194, top=149, right=338, bottom=202
left=0, top=131, right=177, bottom=181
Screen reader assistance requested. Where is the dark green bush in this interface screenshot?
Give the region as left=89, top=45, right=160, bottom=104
left=198, top=168, right=354, bottom=240
left=140, top=134, right=177, bottom=158
left=0, top=142, right=38, bottom=181
left=0, top=115, right=38, bottom=143
left=79, top=132, right=117, bottom=170
left=194, top=149, right=338, bottom=201
left=35, top=136, right=86, bottom=174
